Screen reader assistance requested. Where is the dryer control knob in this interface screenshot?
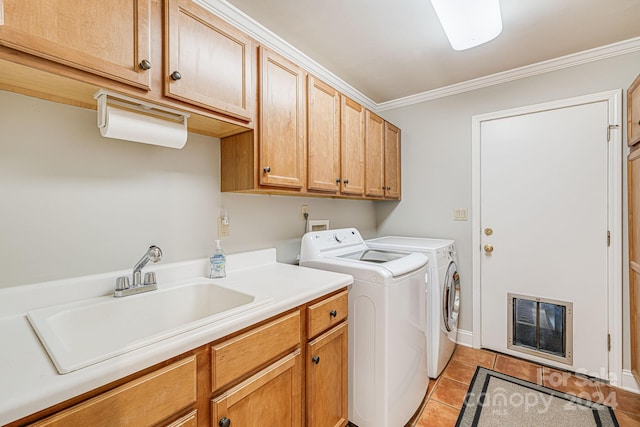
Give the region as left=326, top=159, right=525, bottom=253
left=334, top=233, right=345, bottom=243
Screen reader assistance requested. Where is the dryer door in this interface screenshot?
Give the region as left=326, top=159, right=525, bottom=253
left=443, top=262, right=460, bottom=332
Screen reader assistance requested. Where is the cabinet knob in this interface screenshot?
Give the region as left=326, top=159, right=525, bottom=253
left=312, top=355, right=320, bottom=364
left=330, top=310, right=337, bottom=317
left=336, top=178, right=341, bottom=183
left=170, top=71, right=182, bottom=81
left=387, top=186, right=391, bottom=190
left=263, top=166, right=271, bottom=173
left=343, top=179, right=349, bottom=185
left=139, top=59, right=152, bottom=70
left=219, top=417, right=231, bottom=427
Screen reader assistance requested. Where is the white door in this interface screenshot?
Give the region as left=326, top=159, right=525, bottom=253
left=477, top=97, right=615, bottom=379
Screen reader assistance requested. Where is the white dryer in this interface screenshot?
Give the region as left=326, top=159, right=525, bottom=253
left=366, top=236, right=460, bottom=378
left=300, top=228, right=429, bottom=427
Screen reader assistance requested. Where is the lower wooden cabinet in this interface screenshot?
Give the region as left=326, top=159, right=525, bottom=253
left=18, top=288, right=348, bottom=427
left=306, top=323, right=348, bottom=427
left=212, top=350, right=302, bottom=427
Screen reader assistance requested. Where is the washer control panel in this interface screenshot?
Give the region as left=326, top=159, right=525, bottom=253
left=302, top=228, right=366, bottom=255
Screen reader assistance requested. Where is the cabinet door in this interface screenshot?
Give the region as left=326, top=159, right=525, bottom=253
left=628, top=148, right=640, bottom=384
left=259, top=47, right=306, bottom=189
left=384, top=122, right=401, bottom=199
left=0, top=0, right=151, bottom=89
left=341, top=96, right=365, bottom=196
left=212, top=350, right=302, bottom=427
left=365, top=111, right=385, bottom=198
left=31, top=357, right=197, bottom=427
left=306, top=323, right=348, bottom=427
left=308, top=76, right=341, bottom=193
left=629, top=74, right=640, bottom=147
left=165, top=0, right=254, bottom=122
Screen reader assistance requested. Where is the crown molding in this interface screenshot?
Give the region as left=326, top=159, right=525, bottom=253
left=195, top=0, right=377, bottom=111
left=194, top=0, right=640, bottom=113
left=377, top=36, right=640, bottom=111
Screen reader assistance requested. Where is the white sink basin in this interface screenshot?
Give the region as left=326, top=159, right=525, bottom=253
left=27, top=280, right=270, bottom=374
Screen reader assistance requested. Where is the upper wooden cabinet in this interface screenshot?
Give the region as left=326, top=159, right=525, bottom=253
left=365, top=113, right=401, bottom=199
left=340, top=96, right=366, bottom=196
left=259, top=47, right=306, bottom=189
left=384, top=122, right=402, bottom=199
left=365, top=111, right=386, bottom=198
left=629, top=73, right=640, bottom=147
left=165, top=0, right=254, bottom=122
left=307, top=76, right=341, bottom=193
left=0, top=0, right=152, bottom=90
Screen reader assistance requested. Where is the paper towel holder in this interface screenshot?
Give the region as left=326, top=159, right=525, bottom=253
left=93, top=89, right=190, bottom=147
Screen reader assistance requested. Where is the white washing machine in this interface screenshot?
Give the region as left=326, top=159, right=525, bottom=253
left=366, top=236, right=460, bottom=379
left=300, top=228, right=429, bottom=427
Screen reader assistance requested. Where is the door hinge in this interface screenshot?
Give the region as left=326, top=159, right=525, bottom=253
left=607, top=124, right=620, bottom=142
left=608, top=333, right=611, bottom=352
left=607, top=230, right=611, bottom=247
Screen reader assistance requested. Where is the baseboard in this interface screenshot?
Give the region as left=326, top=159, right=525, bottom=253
left=621, top=370, right=640, bottom=393
left=456, top=328, right=474, bottom=348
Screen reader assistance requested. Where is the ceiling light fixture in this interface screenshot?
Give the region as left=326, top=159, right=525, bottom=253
left=430, top=0, right=503, bottom=51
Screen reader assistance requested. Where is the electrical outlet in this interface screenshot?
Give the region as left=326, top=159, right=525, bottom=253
left=301, top=205, right=309, bottom=219
left=218, top=215, right=230, bottom=238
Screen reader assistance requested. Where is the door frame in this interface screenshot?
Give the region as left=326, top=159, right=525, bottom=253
left=471, top=90, right=623, bottom=384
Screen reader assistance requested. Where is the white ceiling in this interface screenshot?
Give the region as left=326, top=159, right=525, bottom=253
left=222, top=0, right=640, bottom=104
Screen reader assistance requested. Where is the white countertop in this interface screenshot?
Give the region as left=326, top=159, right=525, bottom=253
left=0, top=248, right=353, bottom=425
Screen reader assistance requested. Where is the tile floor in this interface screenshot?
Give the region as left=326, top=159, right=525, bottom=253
left=407, top=346, right=640, bottom=427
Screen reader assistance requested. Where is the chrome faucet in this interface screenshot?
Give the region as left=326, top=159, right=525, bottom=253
left=114, top=245, right=162, bottom=297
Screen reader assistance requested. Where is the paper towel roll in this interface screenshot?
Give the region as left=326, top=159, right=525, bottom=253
left=99, top=106, right=188, bottom=149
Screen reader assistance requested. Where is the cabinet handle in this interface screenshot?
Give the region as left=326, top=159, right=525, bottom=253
left=139, top=59, right=152, bottom=70
left=336, top=178, right=341, bottom=183
left=343, top=179, right=349, bottom=185
left=330, top=310, right=337, bottom=317
left=170, top=71, right=182, bottom=81
left=387, top=186, right=392, bottom=190
left=219, top=417, right=231, bottom=427
left=312, top=355, right=320, bottom=364
left=263, top=166, right=271, bottom=173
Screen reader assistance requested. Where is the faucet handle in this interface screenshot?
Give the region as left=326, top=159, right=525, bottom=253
left=115, top=276, right=130, bottom=291
left=143, top=271, right=157, bottom=286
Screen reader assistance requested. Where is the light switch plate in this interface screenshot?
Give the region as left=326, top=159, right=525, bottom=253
left=453, top=208, right=468, bottom=221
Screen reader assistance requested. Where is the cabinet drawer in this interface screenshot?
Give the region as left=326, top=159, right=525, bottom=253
left=31, top=356, right=197, bottom=427
left=211, top=310, right=301, bottom=392
left=307, top=290, right=348, bottom=339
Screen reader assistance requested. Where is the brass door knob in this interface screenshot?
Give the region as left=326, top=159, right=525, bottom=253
left=484, top=227, right=493, bottom=236
left=484, top=244, right=494, bottom=254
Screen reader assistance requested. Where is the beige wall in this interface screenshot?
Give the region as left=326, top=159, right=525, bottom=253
left=0, top=90, right=376, bottom=288
left=377, top=50, right=640, bottom=369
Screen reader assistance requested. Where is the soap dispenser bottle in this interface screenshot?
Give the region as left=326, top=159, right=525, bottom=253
left=210, top=240, right=226, bottom=278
